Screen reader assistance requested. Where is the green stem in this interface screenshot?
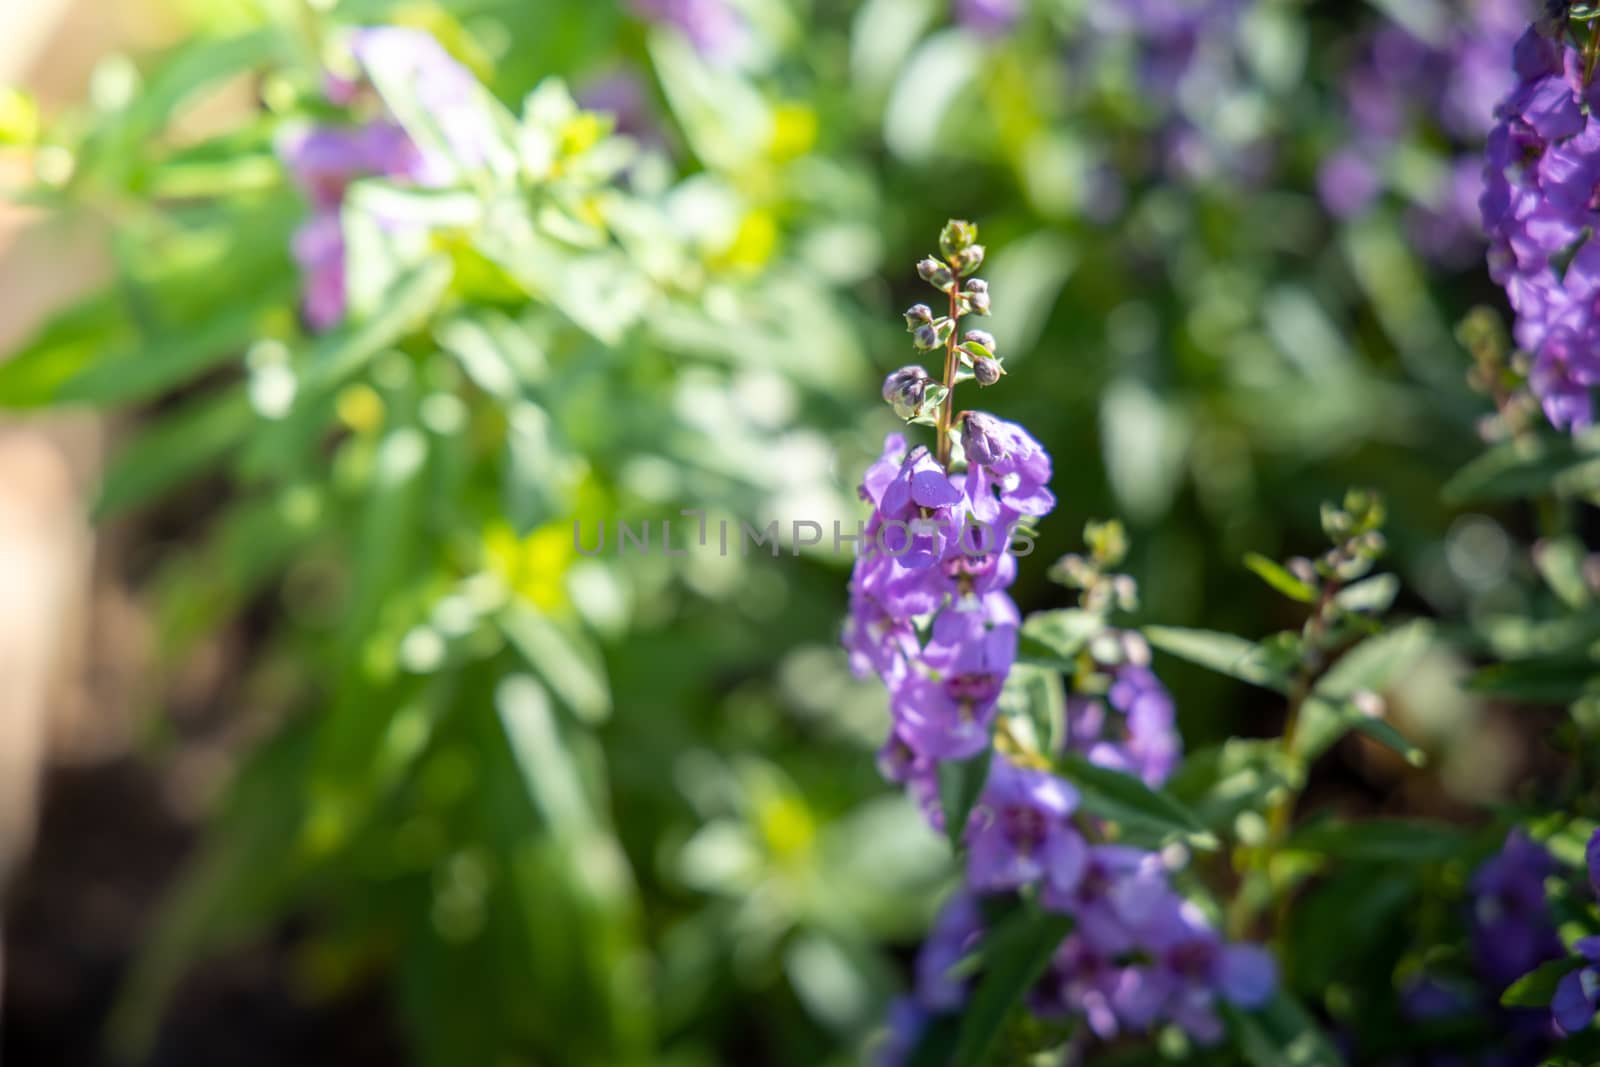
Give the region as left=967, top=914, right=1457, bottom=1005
left=936, top=283, right=960, bottom=469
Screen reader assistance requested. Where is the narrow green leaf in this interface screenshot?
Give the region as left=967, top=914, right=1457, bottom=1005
left=937, top=746, right=992, bottom=850
left=1466, top=660, right=1598, bottom=704
left=1334, top=573, right=1400, bottom=615
left=1441, top=434, right=1586, bottom=503
left=1535, top=535, right=1593, bottom=611
left=952, top=908, right=1074, bottom=1067
left=1296, top=695, right=1425, bottom=766
left=0, top=291, right=129, bottom=408
left=1144, top=625, right=1291, bottom=693
left=500, top=604, right=612, bottom=724
left=1244, top=552, right=1316, bottom=603
left=1225, top=991, right=1346, bottom=1067
left=1284, top=818, right=1469, bottom=863
left=58, top=292, right=289, bottom=405
left=299, top=255, right=453, bottom=395
left=1057, top=753, right=1217, bottom=850
left=94, top=388, right=253, bottom=518
left=1501, top=957, right=1584, bottom=1008
left=1315, top=620, right=1434, bottom=700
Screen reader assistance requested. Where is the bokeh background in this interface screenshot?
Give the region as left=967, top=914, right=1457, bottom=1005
left=0, top=0, right=1571, bottom=1064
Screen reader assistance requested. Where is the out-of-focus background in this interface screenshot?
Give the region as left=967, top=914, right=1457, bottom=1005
left=0, top=0, right=1567, bottom=1063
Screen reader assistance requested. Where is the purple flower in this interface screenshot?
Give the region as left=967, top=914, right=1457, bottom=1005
left=960, top=411, right=1055, bottom=523
left=1063, top=664, right=1183, bottom=788
left=964, top=759, right=1087, bottom=895
left=1469, top=830, right=1564, bottom=991
left=576, top=71, right=664, bottom=149
left=954, top=0, right=1021, bottom=37
left=875, top=997, right=928, bottom=1067
left=347, top=27, right=503, bottom=181
left=1480, top=17, right=1600, bottom=433
left=288, top=211, right=347, bottom=333
left=1317, top=147, right=1383, bottom=219
left=1552, top=937, right=1600, bottom=1034
left=632, top=0, right=747, bottom=58
left=1133, top=899, right=1278, bottom=1043
left=916, top=892, right=985, bottom=1010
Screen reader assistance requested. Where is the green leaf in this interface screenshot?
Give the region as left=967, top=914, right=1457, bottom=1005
left=1294, top=621, right=1432, bottom=762
left=1535, top=535, right=1593, bottom=611
left=1244, top=552, right=1316, bottom=603
left=1165, top=740, right=1294, bottom=831
left=94, top=388, right=254, bottom=518
left=1144, top=626, right=1291, bottom=693
left=1466, top=660, right=1598, bottom=704
left=299, top=255, right=454, bottom=395
left=1284, top=818, right=1470, bottom=863
left=937, top=746, right=992, bottom=850
left=1441, top=433, right=1589, bottom=503
left=952, top=907, right=1074, bottom=1067
left=1334, top=573, right=1400, bottom=615
left=0, top=291, right=129, bottom=408
left=1056, top=753, right=1217, bottom=850
left=1017, top=608, right=1101, bottom=668
left=500, top=604, right=612, bottom=725
left=1225, top=991, right=1346, bottom=1067
left=1315, top=619, right=1434, bottom=699
left=1501, top=957, right=1584, bottom=1008
left=57, top=292, right=288, bottom=405
left=1296, top=695, right=1425, bottom=767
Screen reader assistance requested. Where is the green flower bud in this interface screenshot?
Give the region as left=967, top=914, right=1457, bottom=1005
left=903, top=303, right=934, bottom=330
left=939, top=219, right=977, bottom=259
left=951, top=244, right=985, bottom=276
left=912, top=322, right=941, bottom=350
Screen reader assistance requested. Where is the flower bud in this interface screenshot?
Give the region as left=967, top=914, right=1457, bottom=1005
left=951, top=244, right=985, bottom=276
left=961, top=410, right=1002, bottom=466
left=973, top=355, right=1003, bottom=386
left=939, top=219, right=977, bottom=258
left=917, top=257, right=955, bottom=291
left=903, top=303, right=934, bottom=330
left=882, top=365, right=933, bottom=420
left=963, top=329, right=996, bottom=353
left=912, top=322, right=941, bottom=351
left=964, top=277, right=991, bottom=314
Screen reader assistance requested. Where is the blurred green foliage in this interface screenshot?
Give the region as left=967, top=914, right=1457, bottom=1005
left=3, top=0, right=1599, bottom=1063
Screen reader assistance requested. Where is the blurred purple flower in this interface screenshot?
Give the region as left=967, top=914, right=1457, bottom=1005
left=633, top=0, right=746, bottom=58
left=955, top=0, right=1021, bottom=37
left=1469, top=830, right=1564, bottom=990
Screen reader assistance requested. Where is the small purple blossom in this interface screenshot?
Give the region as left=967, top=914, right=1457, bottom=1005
left=632, top=0, right=747, bottom=58
left=964, top=759, right=1087, bottom=895
left=954, top=0, right=1021, bottom=37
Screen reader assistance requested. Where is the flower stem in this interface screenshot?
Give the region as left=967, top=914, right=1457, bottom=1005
left=936, top=284, right=961, bottom=469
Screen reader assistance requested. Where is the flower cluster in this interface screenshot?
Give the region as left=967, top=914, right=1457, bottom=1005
left=1073, top=0, right=1266, bottom=186
left=1469, top=828, right=1565, bottom=992
left=277, top=28, right=480, bottom=331
left=1481, top=13, right=1600, bottom=430
left=1552, top=829, right=1600, bottom=1035
left=850, top=224, right=1272, bottom=1062
left=1065, top=661, right=1182, bottom=788
left=1320, top=0, right=1521, bottom=264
